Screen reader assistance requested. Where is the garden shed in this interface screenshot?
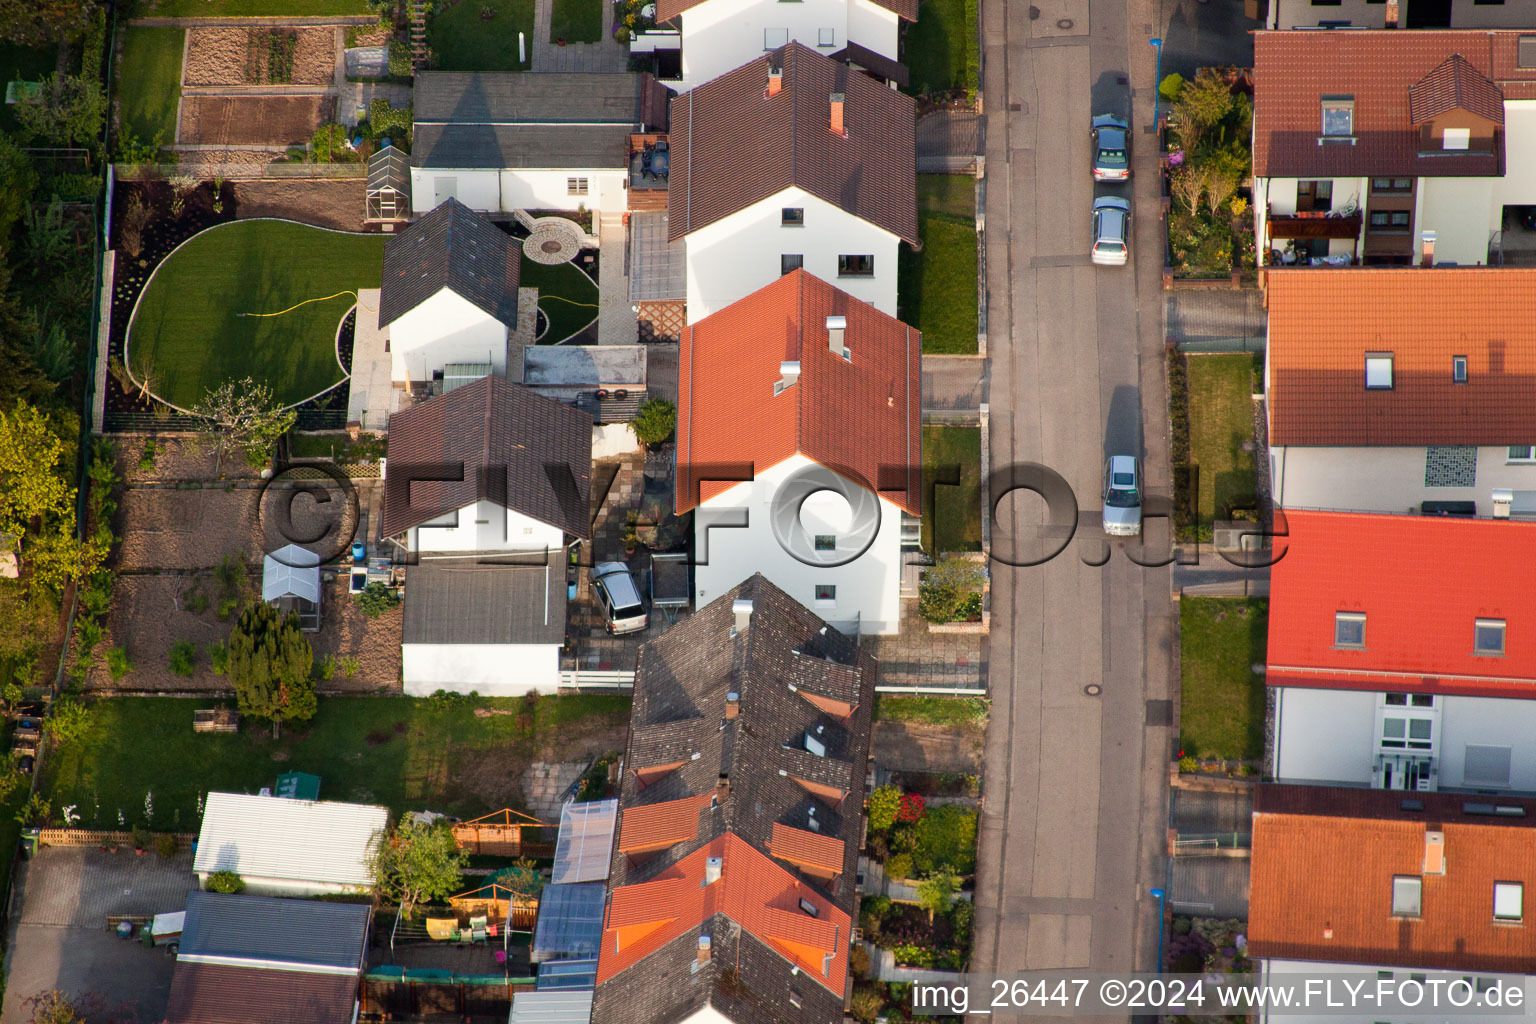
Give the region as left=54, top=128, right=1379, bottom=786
left=194, top=792, right=387, bottom=897
left=448, top=882, right=539, bottom=930
left=261, top=543, right=322, bottom=631
left=274, top=771, right=321, bottom=800
left=367, top=144, right=411, bottom=224
left=452, top=808, right=550, bottom=856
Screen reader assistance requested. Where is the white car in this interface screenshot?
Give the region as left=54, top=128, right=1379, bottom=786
left=1102, top=455, right=1142, bottom=537
left=592, top=562, right=648, bottom=634
left=1092, top=196, right=1131, bottom=266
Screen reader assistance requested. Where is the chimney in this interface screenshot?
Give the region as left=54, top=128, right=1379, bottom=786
left=1423, top=830, right=1446, bottom=875
left=774, top=360, right=800, bottom=395
left=1420, top=230, right=1436, bottom=268
left=767, top=65, right=783, bottom=97
left=724, top=692, right=740, bottom=719
left=826, top=315, right=847, bottom=359
left=731, top=599, right=754, bottom=637
left=716, top=773, right=731, bottom=800
left=697, top=934, right=712, bottom=963
left=1385, top=0, right=1399, bottom=27
left=829, top=93, right=846, bottom=137
left=705, top=857, right=723, bottom=885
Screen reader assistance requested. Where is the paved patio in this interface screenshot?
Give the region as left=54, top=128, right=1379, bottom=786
left=860, top=597, right=988, bottom=691
left=531, top=0, right=627, bottom=72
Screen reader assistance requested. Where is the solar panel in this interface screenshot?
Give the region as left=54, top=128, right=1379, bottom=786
left=551, top=799, right=618, bottom=884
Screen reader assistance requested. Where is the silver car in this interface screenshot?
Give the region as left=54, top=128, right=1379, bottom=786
left=1092, top=196, right=1131, bottom=266
left=592, top=562, right=648, bottom=634
left=1102, top=455, right=1142, bottom=537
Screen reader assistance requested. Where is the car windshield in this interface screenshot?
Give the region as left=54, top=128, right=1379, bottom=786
left=611, top=601, right=644, bottom=619
left=1105, top=487, right=1139, bottom=508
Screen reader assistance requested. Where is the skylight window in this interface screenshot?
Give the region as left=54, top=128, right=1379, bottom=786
left=1321, top=96, right=1355, bottom=137
left=1475, top=618, right=1507, bottom=656
left=1365, top=353, right=1394, bottom=390
left=1335, top=612, right=1366, bottom=648
left=1392, top=875, right=1422, bottom=917
left=1495, top=882, right=1523, bottom=922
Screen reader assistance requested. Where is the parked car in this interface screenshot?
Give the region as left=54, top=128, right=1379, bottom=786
left=1092, top=197, right=1131, bottom=266
left=1091, top=114, right=1130, bottom=181
left=592, top=562, right=649, bottom=635
left=1102, top=455, right=1143, bottom=537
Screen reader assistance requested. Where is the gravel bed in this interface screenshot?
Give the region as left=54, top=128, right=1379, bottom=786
left=183, top=26, right=336, bottom=87
left=116, top=485, right=360, bottom=571
left=179, top=95, right=335, bottom=146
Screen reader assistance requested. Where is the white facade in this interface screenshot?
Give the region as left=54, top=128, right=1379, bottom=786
left=1270, top=445, right=1536, bottom=516
left=1258, top=960, right=1536, bottom=1024
left=388, top=288, right=508, bottom=384
left=1266, top=0, right=1536, bottom=29
left=674, top=0, right=899, bottom=90
left=1274, top=686, right=1536, bottom=794
left=684, top=188, right=901, bottom=322
left=410, top=167, right=626, bottom=215
left=409, top=499, right=567, bottom=554
left=693, top=453, right=904, bottom=635
left=402, top=641, right=561, bottom=695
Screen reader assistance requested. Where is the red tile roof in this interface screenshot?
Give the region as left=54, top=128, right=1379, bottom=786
left=668, top=43, right=918, bottom=244
left=1409, top=54, right=1504, bottom=125
left=597, top=832, right=851, bottom=991
left=165, top=964, right=359, bottom=1024
left=1250, top=790, right=1536, bottom=972
left=1267, top=510, right=1536, bottom=699
left=616, top=795, right=710, bottom=852
left=1251, top=31, right=1536, bottom=179
left=676, top=269, right=921, bottom=515
left=767, top=823, right=845, bottom=874
left=1266, top=268, right=1536, bottom=447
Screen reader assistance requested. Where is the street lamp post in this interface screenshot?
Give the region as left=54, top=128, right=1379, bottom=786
left=1150, top=38, right=1164, bottom=133
left=1150, top=887, right=1167, bottom=973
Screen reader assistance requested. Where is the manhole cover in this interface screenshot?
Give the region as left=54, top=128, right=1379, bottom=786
left=1084, top=683, right=1102, bottom=697
left=1057, top=17, right=1074, bottom=29
left=1028, top=4, right=1040, bottom=16
left=1146, top=699, right=1173, bottom=726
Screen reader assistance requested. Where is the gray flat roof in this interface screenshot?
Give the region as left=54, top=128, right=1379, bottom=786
left=523, top=347, right=645, bottom=387
left=626, top=211, right=685, bottom=302
left=412, top=124, right=633, bottom=170
left=402, top=554, right=566, bottom=645
left=180, top=892, right=370, bottom=971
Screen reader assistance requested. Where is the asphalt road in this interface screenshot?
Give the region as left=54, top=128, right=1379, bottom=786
left=969, top=0, right=1175, bottom=1013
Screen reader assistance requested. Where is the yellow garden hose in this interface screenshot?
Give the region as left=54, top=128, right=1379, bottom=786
left=235, top=290, right=359, bottom=318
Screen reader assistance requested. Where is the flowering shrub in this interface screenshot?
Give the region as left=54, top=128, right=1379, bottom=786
left=896, top=793, right=927, bottom=824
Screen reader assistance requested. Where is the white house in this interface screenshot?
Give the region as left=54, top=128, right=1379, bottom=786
left=1249, top=784, right=1536, bottom=1024
left=1266, top=268, right=1536, bottom=517
left=1252, top=31, right=1536, bottom=270
left=410, top=72, right=671, bottom=216
left=668, top=43, right=917, bottom=322
left=1267, top=510, right=1536, bottom=794
left=378, top=198, right=520, bottom=386
left=636, top=0, right=913, bottom=91
left=381, top=374, right=592, bottom=694
left=192, top=792, right=387, bottom=897
left=676, top=269, right=919, bottom=635
left=1265, top=0, right=1536, bottom=30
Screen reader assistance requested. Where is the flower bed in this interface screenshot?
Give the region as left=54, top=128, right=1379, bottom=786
left=1162, top=69, right=1255, bottom=281
left=1167, top=916, right=1253, bottom=974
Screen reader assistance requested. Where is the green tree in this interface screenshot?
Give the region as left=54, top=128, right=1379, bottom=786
left=0, top=400, right=73, bottom=539
left=0, top=0, right=97, bottom=45
left=629, top=397, right=676, bottom=447
left=1170, top=67, right=1234, bottom=153
left=45, top=696, right=91, bottom=745
left=866, top=784, right=901, bottom=833
left=371, top=819, right=466, bottom=917
left=191, top=378, right=297, bottom=474
left=916, top=867, right=961, bottom=923
left=13, top=73, right=106, bottom=149
left=358, top=580, right=400, bottom=618
left=206, top=869, right=245, bottom=893
left=21, top=990, right=88, bottom=1024
left=227, top=602, right=316, bottom=738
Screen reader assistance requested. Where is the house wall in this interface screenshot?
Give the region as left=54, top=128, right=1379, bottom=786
left=410, top=168, right=502, bottom=214
left=196, top=872, right=359, bottom=898
left=1255, top=176, right=1367, bottom=261
left=1275, top=686, right=1536, bottom=793
left=847, top=0, right=899, bottom=57
left=499, top=168, right=627, bottom=214
left=1418, top=176, right=1496, bottom=265
left=402, top=643, right=562, bottom=694
left=388, top=289, right=508, bottom=384
left=1493, top=100, right=1536, bottom=212
left=1257, top=961, right=1535, bottom=1024
left=684, top=188, right=901, bottom=322
left=408, top=499, right=566, bottom=554
left=692, top=453, right=905, bottom=634
left=679, top=0, right=852, bottom=90
left=1270, top=445, right=1536, bottom=516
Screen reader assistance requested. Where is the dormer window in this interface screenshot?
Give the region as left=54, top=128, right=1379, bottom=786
left=1321, top=96, right=1354, bottom=138
left=1443, top=127, right=1471, bottom=151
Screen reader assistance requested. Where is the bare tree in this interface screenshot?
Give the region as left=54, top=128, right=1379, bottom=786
left=118, top=193, right=152, bottom=259
left=1205, top=167, right=1240, bottom=218
left=1171, top=164, right=1208, bottom=216
left=191, top=378, right=296, bottom=475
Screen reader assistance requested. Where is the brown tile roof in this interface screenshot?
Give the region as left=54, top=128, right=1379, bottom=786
left=676, top=269, right=921, bottom=515
left=380, top=375, right=592, bottom=539
left=1266, top=268, right=1536, bottom=447
left=378, top=198, right=519, bottom=328
left=668, top=43, right=917, bottom=243
left=1408, top=54, right=1504, bottom=125
left=1250, top=784, right=1536, bottom=972
left=164, top=963, right=358, bottom=1024
left=1251, top=30, right=1536, bottom=179
left=655, top=0, right=915, bottom=22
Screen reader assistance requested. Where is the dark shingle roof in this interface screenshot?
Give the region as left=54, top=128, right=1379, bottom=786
left=378, top=198, right=520, bottom=328
left=381, top=375, right=592, bottom=539
left=402, top=555, right=566, bottom=644
left=164, top=964, right=359, bottom=1024
left=179, top=892, right=370, bottom=971
left=668, top=43, right=917, bottom=243
left=1408, top=53, right=1505, bottom=125
left=411, top=72, right=670, bottom=170
left=830, top=42, right=910, bottom=88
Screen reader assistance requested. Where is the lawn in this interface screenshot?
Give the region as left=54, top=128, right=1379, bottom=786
left=922, top=424, right=982, bottom=554
left=0, top=42, right=60, bottom=134
left=116, top=27, right=183, bottom=148
left=903, top=0, right=979, bottom=98
left=900, top=175, right=978, bottom=355
left=128, top=220, right=385, bottom=410
left=1178, top=597, right=1266, bottom=762
left=523, top=256, right=600, bottom=343
left=144, top=0, right=370, bottom=13
left=876, top=696, right=988, bottom=729
left=41, top=695, right=633, bottom=830
left=550, top=0, right=602, bottom=43
left=1186, top=354, right=1258, bottom=527
left=432, top=0, right=535, bottom=72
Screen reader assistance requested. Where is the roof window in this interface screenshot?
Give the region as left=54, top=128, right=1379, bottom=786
left=1335, top=612, right=1366, bottom=648
left=1495, top=882, right=1523, bottom=922
left=1365, top=353, right=1393, bottom=390
left=1475, top=618, right=1506, bottom=657
left=1321, top=96, right=1354, bottom=138
left=1391, top=875, right=1422, bottom=917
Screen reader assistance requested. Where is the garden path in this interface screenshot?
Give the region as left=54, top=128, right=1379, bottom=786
left=596, top=213, right=636, bottom=345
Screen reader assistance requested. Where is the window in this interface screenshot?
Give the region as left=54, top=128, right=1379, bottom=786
left=1310, top=0, right=1341, bottom=4
left=1365, top=353, right=1394, bottom=389
left=1495, top=882, right=1524, bottom=921
left=1368, top=211, right=1410, bottom=229
left=814, top=585, right=836, bottom=604
left=1321, top=96, right=1354, bottom=137
left=567, top=177, right=589, bottom=196
left=1475, top=0, right=1506, bottom=5
left=1297, top=179, right=1333, bottom=212
left=1443, top=127, right=1471, bottom=151
left=1335, top=611, right=1366, bottom=648
left=781, top=207, right=804, bottom=226
left=838, top=254, right=874, bottom=277
left=1392, top=876, right=1423, bottom=916
left=1381, top=717, right=1432, bottom=750
left=1465, top=745, right=1513, bottom=787
left=1509, top=445, right=1536, bottom=462
left=1453, top=356, right=1468, bottom=383
left=781, top=253, right=803, bottom=275
left=1522, top=36, right=1536, bottom=70
left=1371, top=178, right=1413, bottom=192
left=1412, top=693, right=1433, bottom=707
left=1475, top=618, right=1507, bottom=656
left=814, top=535, right=836, bottom=551
left=817, top=27, right=835, bottom=46
left=1385, top=692, right=1407, bottom=705
left=764, top=27, right=789, bottom=47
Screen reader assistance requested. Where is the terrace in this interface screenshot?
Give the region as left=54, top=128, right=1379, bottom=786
left=627, top=133, right=669, bottom=212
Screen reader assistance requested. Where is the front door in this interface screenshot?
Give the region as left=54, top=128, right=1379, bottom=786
left=433, top=175, right=458, bottom=209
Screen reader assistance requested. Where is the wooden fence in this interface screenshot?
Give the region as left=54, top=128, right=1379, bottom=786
left=38, top=829, right=198, bottom=848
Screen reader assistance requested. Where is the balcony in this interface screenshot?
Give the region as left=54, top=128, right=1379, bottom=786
left=1265, top=205, right=1362, bottom=242
left=627, top=133, right=668, bottom=213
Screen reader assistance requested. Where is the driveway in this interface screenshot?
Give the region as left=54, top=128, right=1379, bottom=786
left=0, top=847, right=197, bottom=1023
